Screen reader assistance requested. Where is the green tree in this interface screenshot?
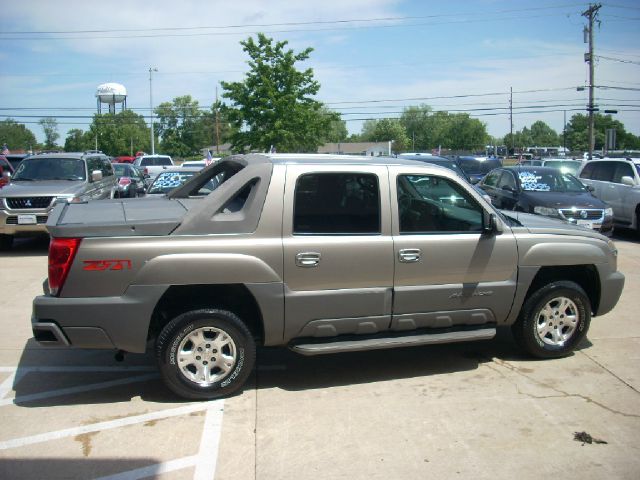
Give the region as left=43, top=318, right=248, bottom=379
left=39, top=117, right=60, bottom=149
left=360, top=118, right=409, bottom=152
left=199, top=100, right=237, bottom=150
left=320, top=107, right=348, bottom=143
left=155, top=95, right=210, bottom=157
left=64, top=128, right=89, bottom=152
left=86, top=110, right=150, bottom=156
left=0, top=119, right=37, bottom=151
left=399, top=104, right=432, bottom=150
left=399, top=107, right=488, bottom=151
left=529, top=121, right=559, bottom=146
left=221, top=33, right=332, bottom=153
left=565, top=113, right=637, bottom=152
left=504, top=127, right=533, bottom=152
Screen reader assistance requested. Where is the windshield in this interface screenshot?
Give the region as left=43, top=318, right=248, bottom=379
left=147, top=171, right=216, bottom=194
left=112, top=164, right=128, bottom=175
left=457, top=158, right=501, bottom=175
left=543, top=160, right=581, bottom=175
left=141, top=157, right=172, bottom=166
left=12, top=157, right=86, bottom=181
left=517, top=169, right=585, bottom=193
left=425, top=160, right=469, bottom=180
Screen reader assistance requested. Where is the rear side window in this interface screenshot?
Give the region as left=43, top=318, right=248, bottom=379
left=86, top=157, right=102, bottom=175
left=99, top=158, right=113, bottom=177
left=293, top=173, right=380, bottom=235
left=499, top=171, right=517, bottom=190
left=612, top=162, right=634, bottom=183
left=140, top=157, right=172, bottom=166
left=481, top=170, right=501, bottom=187
left=589, top=162, right=615, bottom=182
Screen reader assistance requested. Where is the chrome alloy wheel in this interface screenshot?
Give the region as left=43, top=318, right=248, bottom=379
left=177, top=327, right=237, bottom=386
left=535, top=296, right=579, bottom=347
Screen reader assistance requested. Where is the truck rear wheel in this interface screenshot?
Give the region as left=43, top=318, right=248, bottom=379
left=512, top=281, right=591, bottom=359
left=155, top=309, right=256, bottom=399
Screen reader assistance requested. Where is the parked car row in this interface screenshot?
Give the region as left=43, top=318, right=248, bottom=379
left=397, top=152, right=639, bottom=238
left=0, top=151, right=202, bottom=249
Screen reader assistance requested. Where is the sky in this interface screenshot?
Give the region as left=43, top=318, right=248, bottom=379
left=1, top=0, right=639, bottom=147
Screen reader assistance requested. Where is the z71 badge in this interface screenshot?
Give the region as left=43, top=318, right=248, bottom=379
left=83, top=259, right=132, bottom=271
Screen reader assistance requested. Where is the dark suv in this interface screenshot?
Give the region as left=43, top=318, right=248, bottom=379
left=456, top=156, right=502, bottom=184
left=0, top=152, right=116, bottom=249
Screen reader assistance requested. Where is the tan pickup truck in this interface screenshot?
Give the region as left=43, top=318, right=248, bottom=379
left=31, top=154, right=625, bottom=399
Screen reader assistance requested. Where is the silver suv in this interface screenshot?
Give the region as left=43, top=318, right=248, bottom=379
left=578, top=158, right=640, bottom=232
left=0, top=152, right=116, bottom=249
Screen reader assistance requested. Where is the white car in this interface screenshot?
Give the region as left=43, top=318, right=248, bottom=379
left=133, top=154, right=174, bottom=181
left=578, top=157, right=640, bottom=232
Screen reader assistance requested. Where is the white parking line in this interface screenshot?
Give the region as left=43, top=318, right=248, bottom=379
left=0, top=401, right=223, bottom=451
left=94, top=455, right=199, bottom=480
left=0, top=371, right=20, bottom=399
left=0, top=366, right=156, bottom=373
left=194, top=403, right=225, bottom=480
left=0, top=373, right=159, bottom=407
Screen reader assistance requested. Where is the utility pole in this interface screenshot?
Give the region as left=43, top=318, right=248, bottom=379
left=509, top=87, right=513, bottom=155
left=215, top=86, right=220, bottom=155
left=583, top=3, right=601, bottom=160
left=563, top=110, right=567, bottom=152
left=149, top=67, right=158, bottom=155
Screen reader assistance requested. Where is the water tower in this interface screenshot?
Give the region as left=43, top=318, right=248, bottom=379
left=96, top=83, right=127, bottom=114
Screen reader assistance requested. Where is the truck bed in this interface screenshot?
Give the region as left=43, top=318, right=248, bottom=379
left=47, top=197, right=189, bottom=237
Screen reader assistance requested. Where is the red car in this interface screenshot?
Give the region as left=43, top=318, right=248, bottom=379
left=113, top=156, right=136, bottom=164
left=0, top=155, right=15, bottom=188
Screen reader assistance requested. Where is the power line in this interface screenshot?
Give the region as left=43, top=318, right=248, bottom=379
left=595, top=54, right=640, bottom=65
left=0, top=4, right=584, bottom=35
left=0, top=11, right=582, bottom=41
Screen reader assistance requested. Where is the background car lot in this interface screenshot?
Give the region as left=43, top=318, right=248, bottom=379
left=0, top=233, right=638, bottom=479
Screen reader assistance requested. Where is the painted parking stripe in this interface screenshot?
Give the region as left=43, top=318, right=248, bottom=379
left=0, top=371, right=20, bottom=399
left=94, top=455, right=198, bottom=480
left=194, top=403, right=225, bottom=480
left=0, top=373, right=159, bottom=407
left=0, top=366, right=156, bottom=373
left=0, top=401, right=223, bottom=451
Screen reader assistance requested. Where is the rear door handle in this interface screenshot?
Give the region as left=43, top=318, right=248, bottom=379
left=295, top=252, right=321, bottom=267
left=399, top=248, right=421, bottom=263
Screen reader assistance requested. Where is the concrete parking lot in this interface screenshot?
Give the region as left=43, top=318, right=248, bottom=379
left=1, top=232, right=639, bottom=480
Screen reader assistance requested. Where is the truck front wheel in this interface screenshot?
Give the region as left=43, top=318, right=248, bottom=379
left=155, top=309, right=256, bottom=399
left=512, top=281, right=591, bottom=359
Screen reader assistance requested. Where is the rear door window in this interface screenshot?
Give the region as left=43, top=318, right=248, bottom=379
left=591, top=162, right=615, bottom=182
left=293, top=173, right=380, bottom=235
left=611, top=162, right=634, bottom=184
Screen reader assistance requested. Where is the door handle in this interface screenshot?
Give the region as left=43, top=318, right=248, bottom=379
left=399, top=248, right=421, bottom=263
left=295, top=252, right=321, bottom=267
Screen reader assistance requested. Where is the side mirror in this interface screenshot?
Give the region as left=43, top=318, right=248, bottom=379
left=91, top=170, right=103, bottom=182
left=482, top=212, right=502, bottom=235
left=621, top=176, right=636, bottom=187
left=501, top=185, right=515, bottom=192
left=585, top=185, right=595, bottom=192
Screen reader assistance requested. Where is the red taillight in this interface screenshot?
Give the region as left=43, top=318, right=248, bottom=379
left=118, top=176, right=132, bottom=187
left=48, top=237, right=82, bottom=296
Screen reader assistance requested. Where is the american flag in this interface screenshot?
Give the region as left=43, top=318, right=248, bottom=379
left=1, top=144, right=8, bottom=155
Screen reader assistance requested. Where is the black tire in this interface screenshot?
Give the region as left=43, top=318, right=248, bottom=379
left=0, top=234, right=14, bottom=251
left=512, top=281, right=591, bottom=359
left=156, top=309, right=256, bottom=399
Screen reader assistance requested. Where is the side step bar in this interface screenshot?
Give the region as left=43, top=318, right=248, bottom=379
left=290, top=328, right=496, bottom=356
